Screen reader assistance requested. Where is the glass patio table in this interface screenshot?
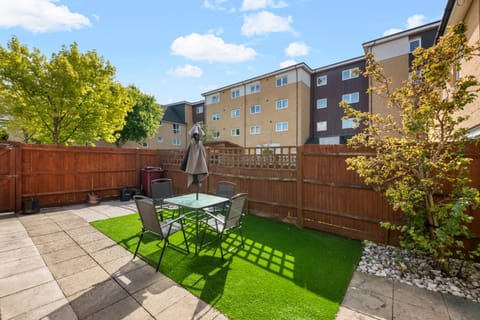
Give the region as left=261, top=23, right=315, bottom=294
left=163, top=193, right=229, bottom=254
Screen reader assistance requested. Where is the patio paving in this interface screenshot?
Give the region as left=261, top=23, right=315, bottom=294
left=0, top=199, right=479, bottom=319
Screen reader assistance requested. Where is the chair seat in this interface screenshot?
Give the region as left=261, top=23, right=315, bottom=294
left=203, top=214, right=226, bottom=232
left=160, top=220, right=182, bottom=235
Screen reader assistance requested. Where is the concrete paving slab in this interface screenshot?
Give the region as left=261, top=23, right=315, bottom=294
left=66, top=228, right=109, bottom=246
left=335, top=306, right=382, bottom=320
left=57, top=265, right=110, bottom=297
left=0, top=245, right=40, bottom=264
left=0, top=220, right=26, bottom=234
left=0, top=266, right=54, bottom=298
left=34, top=237, right=78, bottom=255
left=0, top=229, right=29, bottom=242
left=67, top=279, right=129, bottom=319
left=102, top=256, right=147, bottom=275
left=83, top=296, right=154, bottom=320
left=341, top=284, right=393, bottom=320
left=443, top=293, right=480, bottom=320
left=90, top=244, right=132, bottom=265
left=79, top=237, right=118, bottom=254
left=0, top=255, right=46, bottom=279
left=154, top=293, right=214, bottom=320
left=0, top=281, right=65, bottom=319
left=47, top=255, right=98, bottom=280
left=20, top=298, right=77, bottom=320
left=113, top=264, right=171, bottom=295
left=30, top=231, right=72, bottom=245
left=0, top=237, right=35, bottom=253
left=133, top=281, right=190, bottom=316
left=23, top=223, right=62, bottom=237
left=42, top=245, right=86, bottom=266
left=393, top=300, right=450, bottom=320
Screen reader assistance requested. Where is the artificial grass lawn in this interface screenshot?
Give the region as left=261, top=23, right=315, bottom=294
left=91, top=212, right=363, bottom=320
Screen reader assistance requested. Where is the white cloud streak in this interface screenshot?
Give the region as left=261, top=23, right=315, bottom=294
left=168, top=64, right=203, bottom=78
left=170, top=33, right=257, bottom=63
left=279, top=59, right=296, bottom=68
left=241, top=0, right=288, bottom=11
left=0, top=0, right=91, bottom=33
left=241, top=11, right=293, bottom=36
left=382, top=14, right=427, bottom=37
left=285, top=42, right=309, bottom=57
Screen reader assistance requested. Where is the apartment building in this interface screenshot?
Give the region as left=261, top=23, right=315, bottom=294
left=202, top=63, right=312, bottom=148
left=437, top=0, right=480, bottom=136
left=362, top=21, right=440, bottom=124
left=310, top=56, right=368, bottom=144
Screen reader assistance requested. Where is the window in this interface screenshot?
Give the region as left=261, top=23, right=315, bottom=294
left=276, top=75, right=288, bottom=87
left=316, top=121, right=327, bottom=132
left=196, top=106, right=203, bottom=114
left=342, top=118, right=356, bottom=129
left=276, top=99, right=288, bottom=110
left=275, top=121, right=288, bottom=132
left=250, top=83, right=260, bottom=93
left=231, top=89, right=240, bottom=99
left=250, top=126, right=261, bottom=135
left=409, top=37, right=421, bottom=52
left=316, top=98, right=327, bottom=109
left=157, top=137, right=163, bottom=143
left=212, top=95, right=220, bottom=103
left=142, top=142, right=148, bottom=148
left=212, top=113, right=220, bottom=121
left=342, top=68, right=360, bottom=80
left=172, top=123, right=180, bottom=134
left=342, top=92, right=359, bottom=104
left=172, top=138, right=181, bottom=146
left=231, top=108, right=240, bottom=118
left=317, top=75, right=327, bottom=86
left=213, top=131, right=220, bottom=139
left=250, top=105, right=261, bottom=114
left=231, top=128, right=240, bottom=136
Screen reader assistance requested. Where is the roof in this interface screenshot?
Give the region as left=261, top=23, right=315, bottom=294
left=312, top=55, right=365, bottom=73
left=362, top=20, right=441, bottom=48
left=201, top=62, right=313, bottom=97
left=162, top=103, right=186, bottom=124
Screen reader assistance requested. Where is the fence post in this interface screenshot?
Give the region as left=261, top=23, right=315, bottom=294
left=14, top=142, right=22, bottom=213
left=296, top=145, right=304, bottom=227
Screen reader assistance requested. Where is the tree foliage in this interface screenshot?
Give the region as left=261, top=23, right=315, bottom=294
left=0, top=37, right=132, bottom=145
left=341, top=23, right=480, bottom=272
left=113, top=85, right=163, bottom=147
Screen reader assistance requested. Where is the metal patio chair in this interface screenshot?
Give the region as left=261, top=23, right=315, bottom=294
left=133, top=195, right=189, bottom=271
left=151, top=178, right=174, bottom=220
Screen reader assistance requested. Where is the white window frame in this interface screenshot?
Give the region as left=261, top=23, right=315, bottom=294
left=316, top=121, right=327, bottom=132
left=275, top=121, right=288, bottom=132
left=157, top=137, right=163, bottom=143
left=231, top=108, right=240, bottom=118
left=196, top=106, right=203, bottom=114
left=276, top=99, right=288, bottom=110
left=342, top=68, right=360, bottom=80
left=409, top=37, right=421, bottom=52
left=231, top=128, right=240, bottom=137
left=231, top=89, right=240, bottom=99
left=213, top=131, right=220, bottom=139
left=342, top=118, right=356, bottom=129
left=212, top=95, right=220, bottom=103
left=212, top=113, right=220, bottom=121
left=316, top=98, right=327, bottom=109
left=172, top=123, right=181, bottom=134
left=172, top=138, right=181, bottom=146
left=317, top=75, right=327, bottom=86
left=276, top=75, right=288, bottom=87
left=250, top=125, right=261, bottom=135
left=250, top=105, right=261, bottom=114
left=342, top=92, right=359, bottom=104
left=250, top=83, right=260, bottom=93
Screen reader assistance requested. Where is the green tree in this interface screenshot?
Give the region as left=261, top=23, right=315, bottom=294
left=114, top=85, right=163, bottom=147
left=0, top=37, right=132, bottom=145
left=342, top=23, right=480, bottom=273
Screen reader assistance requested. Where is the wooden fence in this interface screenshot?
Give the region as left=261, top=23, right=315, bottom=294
left=1, top=141, right=479, bottom=245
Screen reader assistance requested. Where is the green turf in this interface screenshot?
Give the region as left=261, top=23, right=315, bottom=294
left=91, top=212, right=362, bottom=320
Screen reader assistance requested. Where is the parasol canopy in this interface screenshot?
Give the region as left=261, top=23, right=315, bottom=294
left=180, top=124, right=209, bottom=195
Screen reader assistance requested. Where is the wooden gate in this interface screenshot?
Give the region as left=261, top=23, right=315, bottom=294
left=0, top=142, right=18, bottom=213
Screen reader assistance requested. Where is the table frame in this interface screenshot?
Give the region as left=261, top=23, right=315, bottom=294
left=163, top=193, right=229, bottom=254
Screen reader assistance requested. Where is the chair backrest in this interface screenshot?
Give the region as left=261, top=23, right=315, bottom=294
left=134, top=195, right=165, bottom=238
left=224, top=193, right=247, bottom=230
left=151, top=178, right=173, bottom=202
left=216, top=181, right=236, bottom=199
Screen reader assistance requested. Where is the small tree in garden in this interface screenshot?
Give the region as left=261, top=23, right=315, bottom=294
left=341, top=23, right=480, bottom=273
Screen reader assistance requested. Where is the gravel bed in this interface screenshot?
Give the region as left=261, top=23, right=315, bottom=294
left=356, top=241, right=480, bottom=303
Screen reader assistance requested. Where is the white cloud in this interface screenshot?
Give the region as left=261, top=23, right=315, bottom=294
left=0, top=0, right=91, bottom=33
left=168, top=64, right=203, bottom=78
left=285, top=42, right=309, bottom=57
left=241, top=11, right=293, bottom=36
left=382, top=14, right=427, bottom=37
left=279, top=59, right=296, bottom=68
left=383, top=28, right=403, bottom=37
left=406, top=14, right=426, bottom=29
left=203, top=0, right=236, bottom=12
left=241, top=0, right=288, bottom=11
left=171, top=33, right=257, bottom=63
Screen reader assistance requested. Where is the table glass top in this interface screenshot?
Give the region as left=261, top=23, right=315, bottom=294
left=163, top=193, right=229, bottom=209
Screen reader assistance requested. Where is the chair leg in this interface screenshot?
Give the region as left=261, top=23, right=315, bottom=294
left=156, top=240, right=168, bottom=272
left=181, top=220, right=190, bottom=254
left=218, top=233, right=225, bottom=260
left=133, top=231, right=144, bottom=259
left=239, top=227, right=245, bottom=248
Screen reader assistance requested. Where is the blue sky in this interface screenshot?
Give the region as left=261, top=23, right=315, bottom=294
left=0, top=0, right=446, bottom=104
